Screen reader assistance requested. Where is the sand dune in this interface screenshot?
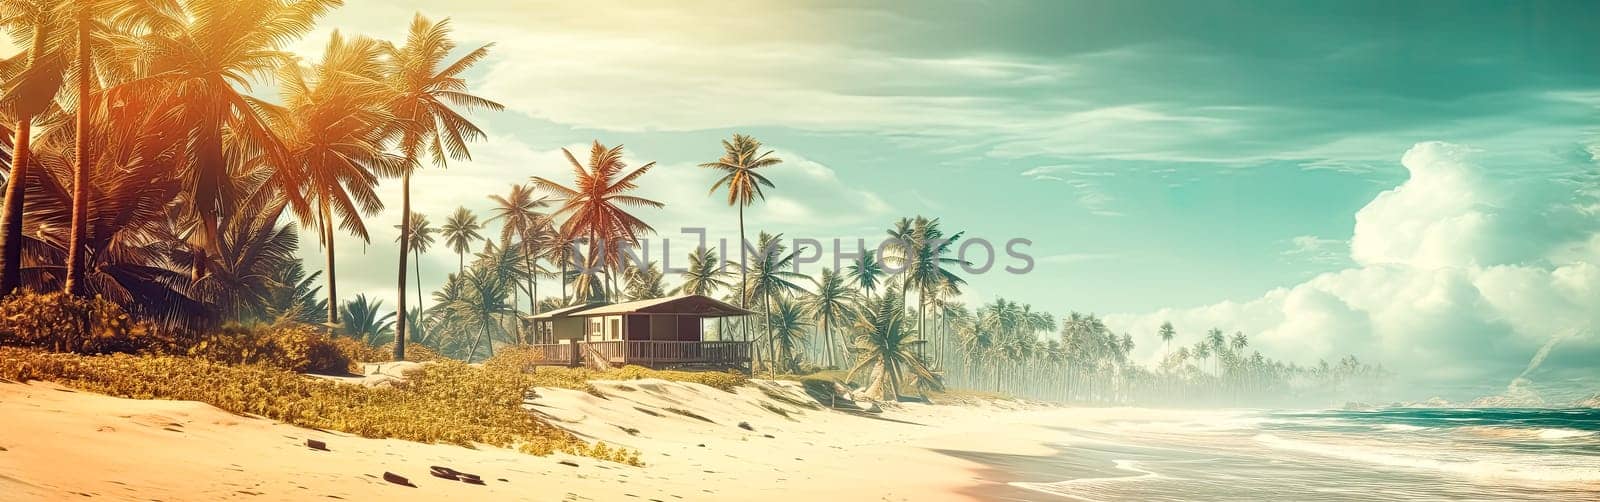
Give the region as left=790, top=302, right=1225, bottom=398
left=0, top=378, right=1063, bottom=501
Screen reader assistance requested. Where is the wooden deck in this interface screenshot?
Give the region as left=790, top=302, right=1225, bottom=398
left=518, top=341, right=750, bottom=369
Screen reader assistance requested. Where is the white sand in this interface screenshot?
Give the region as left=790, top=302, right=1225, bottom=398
left=0, top=378, right=1067, bottom=501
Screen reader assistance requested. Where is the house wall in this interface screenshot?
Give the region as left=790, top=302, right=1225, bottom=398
left=551, top=318, right=585, bottom=341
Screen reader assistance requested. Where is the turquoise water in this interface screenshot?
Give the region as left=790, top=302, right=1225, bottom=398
left=955, top=408, right=1600, bottom=501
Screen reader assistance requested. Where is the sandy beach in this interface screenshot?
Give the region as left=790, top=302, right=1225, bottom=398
left=0, top=378, right=1065, bottom=501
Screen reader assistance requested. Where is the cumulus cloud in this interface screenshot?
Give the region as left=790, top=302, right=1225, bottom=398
left=1107, top=142, right=1600, bottom=399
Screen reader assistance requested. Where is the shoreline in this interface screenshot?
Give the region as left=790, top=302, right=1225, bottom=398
left=0, top=378, right=1069, bottom=501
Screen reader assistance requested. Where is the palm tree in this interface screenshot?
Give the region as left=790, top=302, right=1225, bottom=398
left=260, top=262, right=326, bottom=325
left=744, top=232, right=807, bottom=370
left=449, top=265, right=513, bottom=362
left=884, top=216, right=967, bottom=347
left=804, top=267, right=853, bottom=368
left=486, top=183, right=549, bottom=324
left=848, top=290, right=939, bottom=401
left=394, top=212, right=436, bottom=315
left=384, top=13, right=501, bottom=361
left=531, top=141, right=663, bottom=302
left=138, top=0, right=340, bottom=282
left=441, top=206, right=483, bottom=275
left=674, top=247, right=731, bottom=296
left=0, top=0, right=67, bottom=296
left=339, top=294, right=396, bottom=346
left=768, top=296, right=812, bottom=373
left=675, top=246, right=732, bottom=339
left=274, top=32, right=400, bottom=330
left=1206, top=328, right=1227, bottom=375
left=28, top=0, right=184, bottom=295
left=1158, top=321, right=1176, bottom=364
left=845, top=249, right=884, bottom=297
left=622, top=261, right=666, bottom=301
left=700, top=134, right=782, bottom=341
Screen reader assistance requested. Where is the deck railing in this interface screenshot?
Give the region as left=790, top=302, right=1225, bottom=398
left=521, top=343, right=577, bottom=365
left=620, top=340, right=749, bottom=364
left=523, top=340, right=750, bottom=367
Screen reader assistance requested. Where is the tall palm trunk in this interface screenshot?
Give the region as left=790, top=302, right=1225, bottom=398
left=737, top=205, right=749, bottom=361
left=322, top=199, right=339, bottom=328
left=0, top=118, right=34, bottom=296
left=820, top=316, right=832, bottom=367
left=0, top=25, right=48, bottom=297
left=765, top=290, right=778, bottom=374
left=413, top=248, right=423, bottom=317
left=64, top=8, right=92, bottom=296
left=395, top=170, right=411, bottom=360
left=524, top=242, right=539, bottom=333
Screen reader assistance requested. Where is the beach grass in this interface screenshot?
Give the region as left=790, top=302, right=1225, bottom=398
left=0, top=347, right=640, bottom=465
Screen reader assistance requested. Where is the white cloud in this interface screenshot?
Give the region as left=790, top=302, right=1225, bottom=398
left=1282, top=235, right=1349, bottom=265
left=1022, top=164, right=1124, bottom=216
left=1106, top=142, right=1600, bottom=398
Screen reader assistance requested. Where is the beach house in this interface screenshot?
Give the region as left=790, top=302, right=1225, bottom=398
left=523, top=294, right=753, bottom=369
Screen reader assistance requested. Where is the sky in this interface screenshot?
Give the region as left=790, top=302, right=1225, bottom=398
left=9, top=1, right=1594, bottom=399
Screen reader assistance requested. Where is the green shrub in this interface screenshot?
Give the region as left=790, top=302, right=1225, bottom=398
left=482, top=349, right=749, bottom=393
left=0, top=291, right=148, bottom=354
left=0, top=347, right=640, bottom=466
left=186, top=323, right=353, bottom=375
left=377, top=342, right=448, bottom=362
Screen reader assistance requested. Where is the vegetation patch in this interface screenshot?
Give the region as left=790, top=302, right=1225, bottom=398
left=0, top=348, right=639, bottom=466
left=182, top=323, right=356, bottom=375
left=486, top=348, right=748, bottom=392
left=0, top=292, right=150, bottom=354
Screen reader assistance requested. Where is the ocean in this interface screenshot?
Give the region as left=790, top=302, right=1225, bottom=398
left=951, top=407, right=1600, bottom=501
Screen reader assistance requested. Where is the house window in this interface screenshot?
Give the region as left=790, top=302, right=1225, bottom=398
left=607, top=316, right=623, bottom=341
left=587, top=317, right=603, bottom=342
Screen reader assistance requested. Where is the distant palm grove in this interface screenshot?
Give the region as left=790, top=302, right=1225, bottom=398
left=0, top=0, right=1383, bottom=405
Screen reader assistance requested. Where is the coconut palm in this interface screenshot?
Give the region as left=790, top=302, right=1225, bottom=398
left=884, top=216, right=967, bottom=347
left=674, top=247, right=731, bottom=296
left=339, top=294, right=396, bottom=346
left=441, top=206, right=483, bottom=275
left=13, top=91, right=208, bottom=329
left=744, top=232, right=807, bottom=370
left=768, top=296, right=812, bottom=373
left=0, top=0, right=68, bottom=296
left=259, top=262, right=325, bottom=325
left=845, top=249, right=884, bottom=297
left=1158, top=321, right=1176, bottom=363
left=1206, top=328, right=1227, bottom=374
left=675, top=246, right=733, bottom=340
left=848, top=290, right=939, bottom=401
left=449, top=265, right=513, bottom=362
left=803, top=267, right=853, bottom=368
left=622, top=261, right=666, bottom=301
left=531, top=141, right=663, bottom=301
left=61, top=0, right=188, bottom=294
left=486, top=183, right=550, bottom=326
left=273, top=32, right=401, bottom=330
left=384, top=13, right=501, bottom=360
left=136, top=0, right=341, bottom=282
left=700, top=133, right=782, bottom=339
left=394, top=212, right=435, bottom=315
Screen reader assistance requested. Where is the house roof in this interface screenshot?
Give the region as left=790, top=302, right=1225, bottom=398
left=529, top=302, right=605, bottom=320
left=532, top=294, right=754, bottom=319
